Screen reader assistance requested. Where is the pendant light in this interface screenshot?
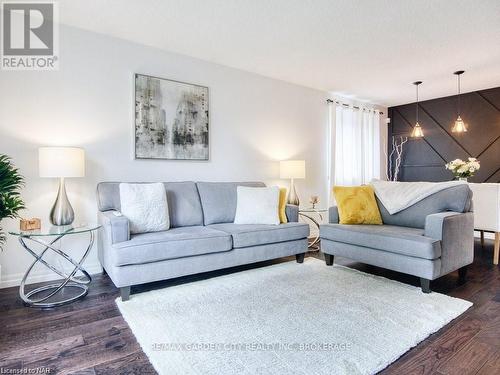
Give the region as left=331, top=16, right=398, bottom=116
left=452, top=70, right=467, bottom=133
left=411, top=81, right=424, bottom=138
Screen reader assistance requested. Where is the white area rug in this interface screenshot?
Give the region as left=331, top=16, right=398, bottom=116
left=116, top=258, right=472, bottom=375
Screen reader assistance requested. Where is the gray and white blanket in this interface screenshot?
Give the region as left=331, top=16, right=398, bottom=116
left=370, top=179, right=467, bottom=215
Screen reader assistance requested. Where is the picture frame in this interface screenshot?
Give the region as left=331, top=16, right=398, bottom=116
left=134, top=73, right=210, bottom=161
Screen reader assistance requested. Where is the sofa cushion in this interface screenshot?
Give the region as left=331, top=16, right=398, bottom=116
left=119, top=183, right=170, bottom=234
left=278, top=188, right=288, bottom=223
left=111, top=226, right=232, bottom=266
left=377, top=185, right=473, bottom=229
left=320, top=224, right=441, bottom=260
left=333, top=185, right=382, bottom=225
left=209, top=222, right=309, bottom=248
left=234, top=186, right=280, bottom=225
left=196, top=182, right=266, bottom=225
left=97, top=181, right=203, bottom=228
left=163, top=182, right=204, bottom=227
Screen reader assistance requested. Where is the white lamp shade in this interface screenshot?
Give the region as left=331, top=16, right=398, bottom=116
left=280, top=160, right=306, bottom=179
left=39, top=147, right=85, bottom=178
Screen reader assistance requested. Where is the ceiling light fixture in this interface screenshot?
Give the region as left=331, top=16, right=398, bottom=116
left=411, top=81, right=424, bottom=138
left=452, top=70, right=467, bottom=133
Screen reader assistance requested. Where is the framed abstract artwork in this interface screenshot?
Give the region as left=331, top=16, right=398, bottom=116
left=134, top=73, right=209, bottom=160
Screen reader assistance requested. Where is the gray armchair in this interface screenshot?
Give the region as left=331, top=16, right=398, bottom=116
left=320, top=185, right=474, bottom=292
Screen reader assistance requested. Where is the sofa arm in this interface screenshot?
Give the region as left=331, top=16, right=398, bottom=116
left=425, top=211, right=474, bottom=275
left=98, top=210, right=130, bottom=244
left=285, top=204, right=299, bottom=222
left=329, top=206, right=339, bottom=224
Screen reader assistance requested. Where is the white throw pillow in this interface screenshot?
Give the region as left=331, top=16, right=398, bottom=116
left=119, top=183, right=170, bottom=234
left=234, top=186, right=280, bottom=225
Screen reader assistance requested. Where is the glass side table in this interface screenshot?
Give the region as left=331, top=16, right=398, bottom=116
left=9, top=223, right=101, bottom=308
left=299, top=208, right=328, bottom=251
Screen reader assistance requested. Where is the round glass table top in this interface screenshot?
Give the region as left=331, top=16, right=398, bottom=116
left=9, top=223, right=101, bottom=237
left=299, top=207, right=328, bottom=213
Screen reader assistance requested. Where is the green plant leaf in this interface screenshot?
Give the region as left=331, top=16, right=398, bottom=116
left=0, top=154, right=25, bottom=251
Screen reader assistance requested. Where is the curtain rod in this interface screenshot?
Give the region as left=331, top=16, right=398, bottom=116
left=326, top=99, right=384, bottom=115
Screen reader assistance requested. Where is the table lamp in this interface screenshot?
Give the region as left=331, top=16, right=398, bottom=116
left=39, top=147, right=85, bottom=226
left=280, top=160, right=305, bottom=206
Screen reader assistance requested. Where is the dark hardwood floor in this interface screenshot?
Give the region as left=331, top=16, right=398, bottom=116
left=0, top=238, right=498, bottom=375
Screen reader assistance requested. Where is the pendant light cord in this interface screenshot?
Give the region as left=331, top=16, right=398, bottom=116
left=454, top=70, right=465, bottom=117
left=416, top=84, right=419, bottom=122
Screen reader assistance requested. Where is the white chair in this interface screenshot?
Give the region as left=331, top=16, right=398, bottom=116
left=468, top=183, right=500, bottom=265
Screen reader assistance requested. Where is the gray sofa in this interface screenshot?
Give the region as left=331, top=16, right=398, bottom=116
left=320, top=185, right=474, bottom=292
left=97, top=181, right=310, bottom=300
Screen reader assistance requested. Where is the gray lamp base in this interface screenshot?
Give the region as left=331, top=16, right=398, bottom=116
left=50, top=177, right=75, bottom=226
left=287, top=179, right=300, bottom=206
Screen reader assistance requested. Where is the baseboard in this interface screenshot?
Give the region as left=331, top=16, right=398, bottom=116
left=0, top=262, right=103, bottom=289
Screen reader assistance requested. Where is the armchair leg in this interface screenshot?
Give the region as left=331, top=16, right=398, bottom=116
left=295, top=253, right=305, bottom=263
left=420, top=278, right=431, bottom=293
left=120, top=286, right=131, bottom=301
left=458, top=266, right=467, bottom=284
left=325, top=254, right=334, bottom=266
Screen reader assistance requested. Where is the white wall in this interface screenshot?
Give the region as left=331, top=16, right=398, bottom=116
left=0, top=25, right=332, bottom=287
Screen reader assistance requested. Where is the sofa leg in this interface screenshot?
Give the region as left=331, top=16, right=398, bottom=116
left=296, top=253, right=305, bottom=263
left=420, top=278, right=431, bottom=293
left=120, top=286, right=131, bottom=301
left=458, top=266, right=468, bottom=284
left=325, top=254, right=334, bottom=266
left=494, top=232, right=499, bottom=265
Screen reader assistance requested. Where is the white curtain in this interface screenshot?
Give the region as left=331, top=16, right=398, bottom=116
left=328, top=103, right=381, bottom=191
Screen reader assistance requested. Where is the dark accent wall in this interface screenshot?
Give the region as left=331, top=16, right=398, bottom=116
left=388, top=86, right=500, bottom=183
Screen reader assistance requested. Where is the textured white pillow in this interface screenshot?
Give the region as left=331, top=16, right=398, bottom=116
left=119, top=183, right=170, bottom=234
left=234, top=186, right=280, bottom=225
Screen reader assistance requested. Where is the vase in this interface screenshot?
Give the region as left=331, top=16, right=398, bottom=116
left=458, top=177, right=468, bottom=182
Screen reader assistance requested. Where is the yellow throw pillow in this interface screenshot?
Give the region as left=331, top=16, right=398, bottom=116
left=278, top=187, right=288, bottom=224
left=333, top=185, right=382, bottom=225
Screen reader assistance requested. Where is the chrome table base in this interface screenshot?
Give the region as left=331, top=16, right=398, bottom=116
left=18, top=231, right=94, bottom=308
left=298, top=211, right=325, bottom=251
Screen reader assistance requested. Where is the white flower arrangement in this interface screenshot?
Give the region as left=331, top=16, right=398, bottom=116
left=445, top=158, right=480, bottom=179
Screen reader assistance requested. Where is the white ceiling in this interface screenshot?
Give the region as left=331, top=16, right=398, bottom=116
left=58, top=0, right=500, bottom=107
